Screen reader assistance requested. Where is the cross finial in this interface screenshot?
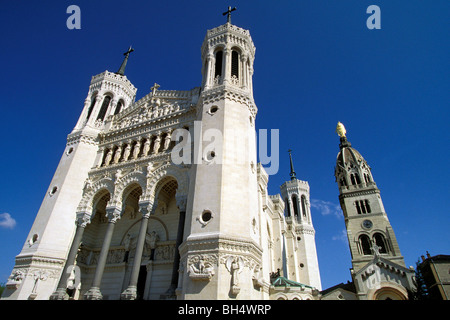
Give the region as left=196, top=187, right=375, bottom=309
left=116, top=46, right=134, bottom=76
left=223, top=6, right=237, bottom=24
left=151, top=83, right=160, bottom=96
left=371, top=244, right=381, bottom=257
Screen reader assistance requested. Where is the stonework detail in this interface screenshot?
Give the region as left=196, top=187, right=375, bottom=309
left=187, top=254, right=217, bottom=281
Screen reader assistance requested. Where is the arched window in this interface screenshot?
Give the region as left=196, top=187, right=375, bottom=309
left=359, top=235, right=372, bottom=255
left=214, top=50, right=223, bottom=79
left=355, top=173, right=361, bottom=184
left=373, top=233, right=388, bottom=254
left=285, top=198, right=291, bottom=217
left=114, top=100, right=123, bottom=115
left=231, top=50, right=239, bottom=78
left=86, top=95, right=97, bottom=121
left=301, top=195, right=307, bottom=217
left=292, top=195, right=299, bottom=217
left=97, top=96, right=111, bottom=121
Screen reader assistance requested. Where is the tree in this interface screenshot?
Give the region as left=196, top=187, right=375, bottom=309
left=413, top=259, right=429, bottom=300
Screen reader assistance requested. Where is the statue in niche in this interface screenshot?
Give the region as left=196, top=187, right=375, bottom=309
left=104, top=149, right=112, bottom=166
left=123, top=233, right=134, bottom=262
left=145, top=231, right=159, bottom=260
left=163, top=132, right=172, bottom=150
left=225, top=256, right=244, bottom=296
left=31, top=270, right=48, bottom=294
left=122, top=144, right=131, bottom=162
left=152, top=136, right=161, bottom=154
left=142, top=139, right=151, bottom=156
left=113, top=147, right=122, bottom=164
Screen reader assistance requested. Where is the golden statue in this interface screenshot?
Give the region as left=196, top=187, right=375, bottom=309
left=336, top=122, right=346, bottom=138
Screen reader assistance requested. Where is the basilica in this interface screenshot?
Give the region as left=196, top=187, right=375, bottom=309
left=1, top=13, right=415, bottom=300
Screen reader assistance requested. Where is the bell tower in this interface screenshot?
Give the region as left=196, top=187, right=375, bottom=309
left=180, top=10, right=262, bottom=299
left=334, top=122, right=406, bottom=272
left=2, top=49, right=136, bottom=300
left=280, top=150, right=321, bottom=290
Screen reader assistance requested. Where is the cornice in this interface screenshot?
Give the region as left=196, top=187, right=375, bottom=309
left=201, top=85, right=257, bottom=117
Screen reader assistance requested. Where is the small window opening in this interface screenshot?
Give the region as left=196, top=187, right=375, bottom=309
left=215, top=51, right=223, bottom=78
left=231, top=50, right=239, bottom=78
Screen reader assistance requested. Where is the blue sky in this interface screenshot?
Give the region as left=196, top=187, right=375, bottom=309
left=0, top=1, right=449, bottom=291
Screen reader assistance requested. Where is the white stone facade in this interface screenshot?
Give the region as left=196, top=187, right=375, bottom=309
left=2, top=22, right=322, bottom=300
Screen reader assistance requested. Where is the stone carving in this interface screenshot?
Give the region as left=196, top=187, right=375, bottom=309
left=252, top=265, right=264, bottom=289
left=225, top=256, right=244, bottom=295
left=188, top=254, right=216, bottom=281
left=6, top=269, right=25, bottom=288
left=123, top=233, right=134, bottom=262
left=145, top=231, right=159, bottom=251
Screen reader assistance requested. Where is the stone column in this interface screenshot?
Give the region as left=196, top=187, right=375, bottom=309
left=162, top=194, right=187, bottom=299
left=222, top=47, right=231, bottom=84
left=204, top=52, right=214, bottom=89
left=84, top=207, right=121, bottom=300
left=49, top=213, right=90, bottom=300
left=121, top=201, right=155, bottom=300
left=240, top=55, right=248, bottom=89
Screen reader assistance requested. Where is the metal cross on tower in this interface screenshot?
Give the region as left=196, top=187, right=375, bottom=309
left=116, top=46, right=134, bottom=76
left=223, top=6, right=237, bottom=24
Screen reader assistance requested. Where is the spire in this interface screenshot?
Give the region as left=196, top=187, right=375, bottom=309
left=288, top=149, right=296, bottom=180
left=116, top=46, right=134, bottom=76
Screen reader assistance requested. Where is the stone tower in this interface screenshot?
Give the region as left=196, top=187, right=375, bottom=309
left=180, top=19, right=261, bottom=299
left=2, top=50, right=137, bottom=300
left=333, top=122, right=415, bottom=299
left=279, top=151, right=321, bottom=290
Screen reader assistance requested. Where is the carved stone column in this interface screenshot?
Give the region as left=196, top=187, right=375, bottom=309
left=222, top=47, right=231, bottom=84
left=84, top=207, right=121, bottom=300
left=204, top=52, right=214, bottom=89
left=121, top=201, right=156, bottom=300
left=49, top=212, right=90, bottom=300
left=161, top=194, right=187, bottom=299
